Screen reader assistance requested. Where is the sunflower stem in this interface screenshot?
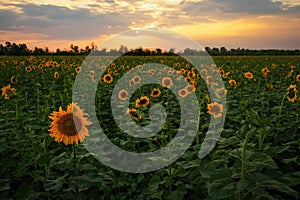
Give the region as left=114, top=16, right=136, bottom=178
left=72, top=144, right=78, bottom=176
left=275, top=92, right=289, bottom=144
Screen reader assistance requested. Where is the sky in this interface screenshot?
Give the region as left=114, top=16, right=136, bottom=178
left=0, top=0, right=300, bottom=51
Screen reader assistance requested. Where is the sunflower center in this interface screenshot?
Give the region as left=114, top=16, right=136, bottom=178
left=212, top=105, right=220, bottom=113
left=139, top=99, right=147, bottom=104
left=58, top=114, right=82, bottom=136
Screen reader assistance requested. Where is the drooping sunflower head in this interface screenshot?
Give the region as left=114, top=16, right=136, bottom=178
left=127, top=108, right=142, bottom=120
left=1, top=84, right=16, bottom=100
left=207, top=102, right=224, bottom=118
left=48, top=103, right=92, bottom=145
left=10, top=76, right=16, bottom=84
left=296, top=74, right=300, bottom=82
left=244, top=72, right=253, bottom=79
left=228, top=79, right=237, bottom=88
left=136, top=96, right=150, bottom=108
left=151, top=88, right=161, bottom=98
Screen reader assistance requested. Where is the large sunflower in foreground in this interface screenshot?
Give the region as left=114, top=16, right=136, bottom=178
left=49, top=103, right=92, bottom=145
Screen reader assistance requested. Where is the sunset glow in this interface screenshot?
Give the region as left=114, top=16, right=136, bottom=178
left=0, top=0, right=299, bottom=51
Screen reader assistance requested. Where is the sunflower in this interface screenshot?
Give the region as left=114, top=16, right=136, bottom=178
left=244, top=72, right=253, bottom=79
left=296, top=74, right=300, bottom=82
left=10, top=76, right=16, bottom=84
left=1, top=85, right=16, bottom=100
left=16, top=66, right=20, bottom=70
left=48, top=103, right=92, bottom=145
left=54, top=71, right=59, bottom=79
left=287, top=84, right=298, bottom=102
left=218, top=68, right=224, bottom=76
left=136, top=96, right=150, bottom=108
left=187, top=71, right=195, bottom=78
left=147, top=69, right=154, bottom=76
left=267, top=84, right=273, bottom=89
left=75, top=67, right=81, bottom=73
left=103, top=74, right=113, bottom=84
left=207, top=102, right=223, bottom=118
left=287, top=70, right=294, bottom=78
left=261, top=67, right=270, bottom=74
left=185, top=84, right=196, bottom=93
left=25, top=66, right=32, bottom=72
left=162, top=77, right=173, bottom=88
left=228, top=80, right=236, bottom=88
left=131, top=76, right=141, bottom=85
left=178, top=88, right=188, bottom=98
left=118, top=89, right=128, bottom=101
left=206, top=76, right=213, bottom=85
left=151, top=88, right=161, bottom=98
left=127, top=108, right=142, bottom=120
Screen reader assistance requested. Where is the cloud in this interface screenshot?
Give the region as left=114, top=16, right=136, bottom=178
left=180, top=0, right=295, bottom=18
left=0, top=4, right=131, bottom=40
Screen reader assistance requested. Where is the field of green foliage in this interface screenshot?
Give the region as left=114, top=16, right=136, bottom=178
left=0, top=55, right=299, bottom=199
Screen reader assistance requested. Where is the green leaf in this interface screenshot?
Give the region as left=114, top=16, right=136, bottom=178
left=249, top=152, right=278, bottom=169
left=0, top=179, right=10, bottom=192
left=260, top=180, right=298, bottom=197
left=44, top=174, right=67, bottom=193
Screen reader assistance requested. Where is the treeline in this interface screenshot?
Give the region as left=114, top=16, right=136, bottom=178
left=1, top=41, right=300, bottom=56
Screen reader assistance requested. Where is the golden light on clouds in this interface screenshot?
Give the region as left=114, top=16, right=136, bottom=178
left=0, top=0, right=299, bottom=49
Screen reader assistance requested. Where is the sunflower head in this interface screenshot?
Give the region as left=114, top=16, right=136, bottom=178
left=103, top=74, right=113, bottom=84
left=244, top=72, right=253, bottom=79
left=48, top=103, right=92, bottom=145
left=10, top=76, right=16, bottom=84
left=25, top=66, right=32, bottom=73
left=1, top=85, right=16, bottom=100
left=136, top=96, right=150, bottom=108
left=132, top=76, right=141, bottom=85
left=228, top=80, right=237, bottom=88
left=287, top=84, right=298, bottom=102
left=127, top=108, right=142, bottom=120
left=207, top=102, right=223, bottom=118
left=162, top=77, right=173, bottom=88
left=118, top=89, right=128, bottom=101
left=267, top=84, right=273, bottom=89
left=151, top=88, right=161, bottom=98
left=54, top=71, right=59, bottom=79
left=261, top=67, right=270, bottom=74
left=178, top=88, right=188, bottom=98
left=296, top=74, right=300, bottom=82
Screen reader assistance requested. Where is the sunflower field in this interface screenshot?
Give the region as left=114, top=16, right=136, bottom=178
left=0, top=55, right=300, bottom=199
